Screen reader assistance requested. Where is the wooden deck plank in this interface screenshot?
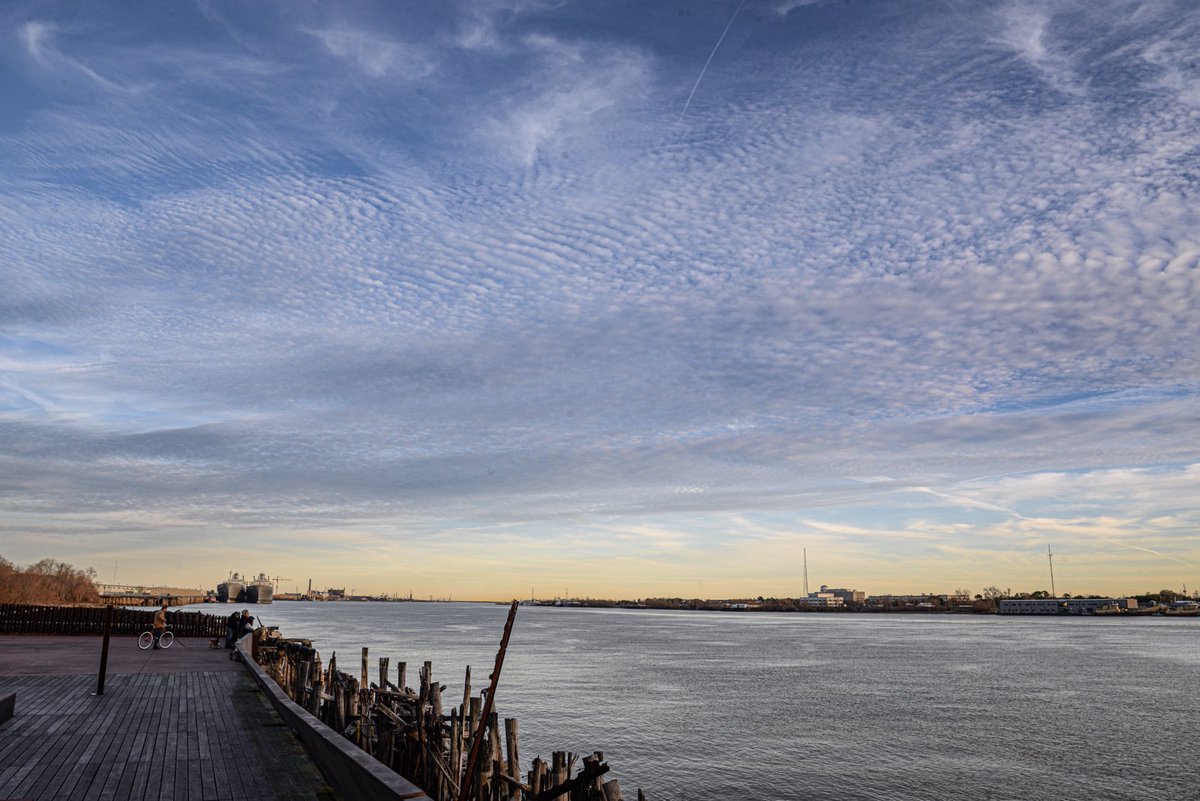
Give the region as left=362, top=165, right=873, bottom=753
left=59, top=675, right=156, bottom=801
left=193, top=673, right=214, bottom=801
left=51, top=680, right=129, bottom=801
left=127, top=674, right=170, bottom=801
left=2, top=678, right=94, bottom=797
left=109, top=677, right=162, bottom=801
left=21, top=687, right=112, bottom=800
left=0, top=668, right=337, bottom=801
left=226, top=675, right=272, bottom=799
left=0, top=674, right=66, bottom=722
left=183, top=668, right=202, bottom=801
left=93, top=674, right=161, bottom=801
left=197, top=671, right=236, bottom=801
left=160, top=673, right=180, bottom=801
left=67, top=676, right=142, bottom=801
left=213, top=674, right=259, bottom=800
left=0, top=674, right=77, bottom=766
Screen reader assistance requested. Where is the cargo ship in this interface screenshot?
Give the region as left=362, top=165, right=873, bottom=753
left=244, top=572, right=274, bottom=604
left=216, top=572, right=246, bottom=603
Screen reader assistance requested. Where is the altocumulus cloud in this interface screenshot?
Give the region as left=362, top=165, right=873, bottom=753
left=0, top=0, right=1197, bottom=591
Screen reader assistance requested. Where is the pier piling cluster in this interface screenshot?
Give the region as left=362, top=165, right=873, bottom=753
left=256, top=633, right=640, bottom=801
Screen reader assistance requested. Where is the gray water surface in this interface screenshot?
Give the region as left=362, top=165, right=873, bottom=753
left=199, top=602, right=1200, bottom=801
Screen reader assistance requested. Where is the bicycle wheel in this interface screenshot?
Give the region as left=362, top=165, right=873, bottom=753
left=138, top=631, right=153, bottom=649
left=160, top=631, right=175, bottom=649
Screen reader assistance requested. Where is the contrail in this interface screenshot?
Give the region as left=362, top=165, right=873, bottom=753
left=1095, top=537, right=1198, bottom=569
left=904, top=483, right=1199, bottom=569
left=680, top=0, right=748, bottom=121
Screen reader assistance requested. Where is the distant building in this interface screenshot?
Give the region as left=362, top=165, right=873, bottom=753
left=820, top=585, right=865, bottom=604
left=998, top=597, right=1137, bottom=615
left=799, top=591, right=844, bottom=608
left=868, top=594, right=935, bottom=608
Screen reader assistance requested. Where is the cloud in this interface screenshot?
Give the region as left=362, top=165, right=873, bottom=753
left=773, top=0, right=823, bottom=17
left=0, top=0, right=1198, bottom=594
left=19, top=20, right=53, bottom=63
left=17, top=20, right=131, bottom=92
left=991, top=2, right=1081, bottom=94
left=306, top=25, right=438, bottom=79
left=454, top=0, right=560, bottom=52
left=1136, top=13, right=1200, bottom=108
left=479, top=34, right=652, bottom=165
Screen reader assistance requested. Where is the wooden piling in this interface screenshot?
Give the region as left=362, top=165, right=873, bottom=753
left=504, top=718, right=520, bottom=801
left=296, top=660, right=311, bottom=705
left=244, top=605, right=646, bottom=801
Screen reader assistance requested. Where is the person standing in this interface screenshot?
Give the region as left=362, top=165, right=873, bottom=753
left=225, top=609, right=241, bottom=648
left=152, top=601, right=168, bottom=649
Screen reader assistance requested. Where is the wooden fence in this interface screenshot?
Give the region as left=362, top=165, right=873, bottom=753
left=0, top=604, right=227, bottom=637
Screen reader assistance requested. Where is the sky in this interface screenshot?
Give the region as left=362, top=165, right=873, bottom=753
left=1, top=0, right=1198, bottom=600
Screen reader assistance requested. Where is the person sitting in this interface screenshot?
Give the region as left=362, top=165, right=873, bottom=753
left=152, top=602, right=168, bottom=649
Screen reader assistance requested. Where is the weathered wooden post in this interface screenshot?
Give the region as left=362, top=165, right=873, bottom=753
left=551, top=752, right=567, bottom=800
left=529, top=757, right=545, bottom=797
left=296, top=661, right=311, bottom=705
left=504, top=718, right=520, bottom=801
left=456, top=600, right=518, bottom=801
left=461, top=665, right=472, bottom=717
left=94, top=603, right=114, bottom=696
left=310, top=655, right=324, bottom=716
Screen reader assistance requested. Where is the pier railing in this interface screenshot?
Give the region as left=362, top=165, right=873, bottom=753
left=0, top=603, right=227, bottom=637
left=252, top=622, right=640, bottom=801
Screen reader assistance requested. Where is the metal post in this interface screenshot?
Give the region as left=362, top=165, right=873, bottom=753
left=95, top=604, right=114, bottom=696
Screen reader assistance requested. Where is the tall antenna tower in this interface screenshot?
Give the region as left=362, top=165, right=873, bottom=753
left=1047, top=545, right=1056, bottom=598
left=803, top=548, right=810, bottom=598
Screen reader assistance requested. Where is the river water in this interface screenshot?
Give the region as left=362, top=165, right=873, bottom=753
left=185, top=602, right=1200, bottom=800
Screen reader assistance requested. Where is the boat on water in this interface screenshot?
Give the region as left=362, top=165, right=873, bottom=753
left=1091, top=604, right=1125, bottom=616
left=1165, top=601, right=1200, bottom=617
left=244, top=573, right=274, bottom=604
left=217, top=572, right=246, bottom=603
left=1129, top=604, right=1166, bottom=616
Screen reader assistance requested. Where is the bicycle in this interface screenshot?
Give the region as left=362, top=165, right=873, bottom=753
left=137, top=629, right=174, bottom=650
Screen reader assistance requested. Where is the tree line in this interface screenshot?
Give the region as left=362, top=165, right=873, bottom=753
left=0, top=555, right=100, bottom=605
left=979, top=586, right=1192, bottom=603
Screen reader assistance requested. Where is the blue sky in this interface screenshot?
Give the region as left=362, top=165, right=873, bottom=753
left=1, top=0, right=1198, bottom=598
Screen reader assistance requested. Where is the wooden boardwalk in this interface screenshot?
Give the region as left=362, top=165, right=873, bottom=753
left=0, top=638, right=338, bottom=801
